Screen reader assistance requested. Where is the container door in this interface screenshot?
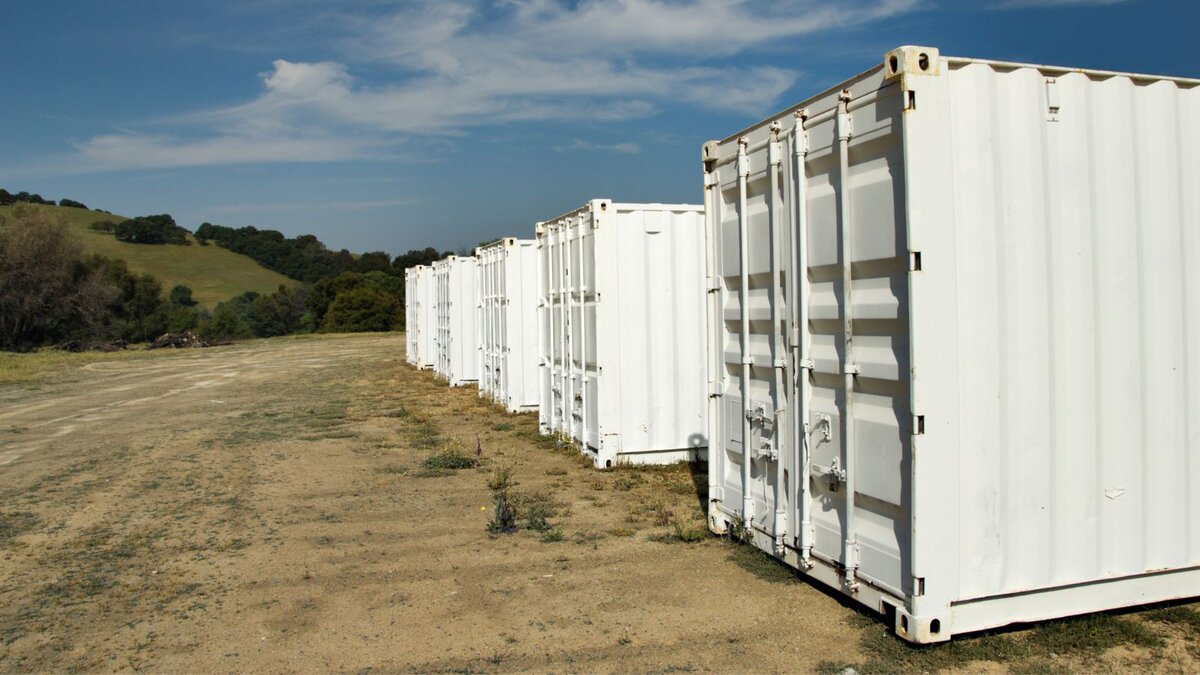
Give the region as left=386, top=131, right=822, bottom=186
left=708, top=77, right=912, bottom=599
left=568, top=212, right=599, bottom=450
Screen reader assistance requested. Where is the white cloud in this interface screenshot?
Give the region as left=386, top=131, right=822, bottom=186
left=993, top=0, right=1130, bottom=6
left=72, top=132, right=370, bottom=170
left=556, top=139, right=642, bottom=154
left=68, top=0, right=924, bottom=171
left=206, top=198, right=419, bottom=215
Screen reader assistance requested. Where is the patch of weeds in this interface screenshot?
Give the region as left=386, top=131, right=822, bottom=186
left=728, top=518, right=749, bottom=542
left=491, top=422, right=514, bottom=432
left=539, top=528, right=565, bottom=543
left=1026, top=612, right=1163, bottom=655
left=375, top=464, right=407, bottom=475
left=512, top=491, right=562, bottom=532
left=544, top=467, right=568, bottom=476
left=488, top=489, right=517, bottom=535
left=1144, top=605, right=1200, bottom=635
left=813, top=660, right=848, bottom=675
left=0, top=512, right=39, bottom=546
left=487, top=465, right=514, bottom=491
left=839, top=610, right=1165, bottom=674
left=320, top=430, right=357, bottom=440
left=423, top=446, right=479, bottom=471
left=851, top=625, right=1029, bottom=674
left=667, top=479, right=695, bottom=495
left=383, top=407, right=410, bottom=419
left=573, top=530, right=605, bottom=547
left=609, top=527, right=637, bottom=537
left=726, top=539, right=797, bottom=584
left=317, top=512, right=342, bottom=523
left=653, top=519, right=709, bottom=544
left=408, top=421, right=443, bottom=450
left=630, top=498, right=674, bottom=527
left=524, top=502, right=553, bottom=532
left=613, top=475, right=641, bottom=491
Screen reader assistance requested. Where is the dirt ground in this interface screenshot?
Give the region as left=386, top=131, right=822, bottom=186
left=2, top=333, right=1199, bottom=673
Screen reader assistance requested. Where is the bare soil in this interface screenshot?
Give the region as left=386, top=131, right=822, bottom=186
left=1, top=333, right=1198, bottom=673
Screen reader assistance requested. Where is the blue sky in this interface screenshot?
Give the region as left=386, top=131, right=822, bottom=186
left=2, top=0, right=1196, bottom=255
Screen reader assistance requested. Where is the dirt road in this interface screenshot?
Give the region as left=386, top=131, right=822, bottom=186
left=1, top=333, right=1197, bottom=672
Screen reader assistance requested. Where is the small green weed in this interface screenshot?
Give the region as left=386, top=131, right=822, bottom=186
left=492, top=422, right=514, bottom=432
left=423, top=446, right=479, bottom=471
left=488, top=489, right=517, bottom=535
left=487, top=465, right=514, bottom=491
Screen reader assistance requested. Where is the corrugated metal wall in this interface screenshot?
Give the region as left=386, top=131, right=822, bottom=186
left=947, top=62, right=1200, bottom=599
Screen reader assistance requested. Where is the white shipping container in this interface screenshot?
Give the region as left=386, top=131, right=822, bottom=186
left=434, top=255, right=479, bottom=387
left=538, top=200, right=708, bottom=467
left=704, top=46, right=1200, bottom=643
left=476, top=237, right=541, bottom=412
left=405, top=265, right=436, bottom=369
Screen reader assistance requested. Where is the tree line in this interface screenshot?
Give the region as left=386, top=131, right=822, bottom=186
left=0, top=188, right=91, bottom=210
left=195, top=222, right=443, bottom=283
left=0, top=205, right=452, bottom=351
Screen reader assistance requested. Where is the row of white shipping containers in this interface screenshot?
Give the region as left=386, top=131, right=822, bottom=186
left=703, top=45, right=1200, bottom=643
left=476, top=238, right=541, bottom=412
left=433, top=255, right=479, bottom=387
left=404, top=265, right=435, bottom=369
left=537, top=200, right=708, bottom=468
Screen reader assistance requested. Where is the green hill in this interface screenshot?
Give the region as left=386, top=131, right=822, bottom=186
left=0, top=204, right=298, bottom=308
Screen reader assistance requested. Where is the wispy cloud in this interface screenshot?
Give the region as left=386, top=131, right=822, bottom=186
left=993, top=0, right=1130, bottom=7
left=65, top=0, right=923, bottom=172
left=206, top=198, right=419, bottom=215
left=72, top=131, right=371, bottom=171
left=556, top=139, right=641, bottom=154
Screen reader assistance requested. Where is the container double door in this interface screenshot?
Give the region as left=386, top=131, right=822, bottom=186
left=478, top=247, right=506, bottom=400
left=540, top=215, right=600, bottom=451
left=707, top=75, right=913, bottom=600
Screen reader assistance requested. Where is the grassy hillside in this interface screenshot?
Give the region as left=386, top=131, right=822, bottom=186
left=0, top=204, right=297, bottom=308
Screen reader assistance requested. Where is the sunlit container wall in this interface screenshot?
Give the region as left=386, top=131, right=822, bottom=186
left=405, top=265, right=435, bottom=369
left=433, top=255, right=479, bottom=387
left=537, top=200, right=708, bottom=468
left=704, top=45, right=1200, bottom=643
left=476, top=237, right=540, bottom=412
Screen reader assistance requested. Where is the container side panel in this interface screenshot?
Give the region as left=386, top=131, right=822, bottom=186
left=949, top=63, right=1200, bottom=599
left=611, top=208, right=708, bottom=457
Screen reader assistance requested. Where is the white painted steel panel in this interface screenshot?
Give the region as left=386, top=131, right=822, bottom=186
left=704, top=45, right=1200, bottom=643
left=476, top=237, right=540, bottom=412
left=433, top=256, right=479, bottom=387
left=537, top=200, right=707, bottom=467
left=405, top=265, right=435, bottom=369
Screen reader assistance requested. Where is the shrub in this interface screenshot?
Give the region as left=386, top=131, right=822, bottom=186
left=321, top=287, right=399, bottom=333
